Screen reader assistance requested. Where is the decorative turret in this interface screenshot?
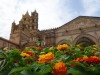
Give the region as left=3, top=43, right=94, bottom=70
left=20, top=11, right=31, bottom=29
left=31, top=10, right=38, bottom=30
left=11, top=21, right=16, bottom=33
left=19, top=20, right=24, bottom=30
left=25, top=11, right=30, bottom=16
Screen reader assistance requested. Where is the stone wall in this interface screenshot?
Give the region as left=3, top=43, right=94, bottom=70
left=0, top=37, right=19, bottom=50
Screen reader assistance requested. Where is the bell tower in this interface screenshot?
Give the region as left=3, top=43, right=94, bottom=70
left=10, top=21, right=21, bottom=45
left=29, top=10, right=38, bottom=42
left=10, top=10, right=39, bottom=47
left=31, top=10, right=38, bottom=30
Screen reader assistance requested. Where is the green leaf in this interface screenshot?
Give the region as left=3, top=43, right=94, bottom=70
left=8, top=66, right=31, bottom=75
left=68, top=67, right=81, bottom=75
left=39, top=64, right=52, bottom=74
left=33, top=72, right=44, bottom=75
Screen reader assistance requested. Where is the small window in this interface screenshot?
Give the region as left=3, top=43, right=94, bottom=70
left=3, top=42, right=6, bottom=47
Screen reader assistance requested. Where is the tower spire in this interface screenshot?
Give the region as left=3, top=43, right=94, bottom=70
left=34, top=10, right=37, bottom=13
left=25, top=10, right=29, bottom=16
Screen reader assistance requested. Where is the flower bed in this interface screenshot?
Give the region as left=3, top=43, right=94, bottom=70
left=0, top=44, right=100, bottom=75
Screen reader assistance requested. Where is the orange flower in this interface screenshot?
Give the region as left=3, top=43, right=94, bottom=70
left=52, top=62, right=67, bottom=75
left=72, top=55, right=88, bottom=62
left=30, top=46, right=35, bottom=49
left=57, top=44, right=69, bottom=51
left=45, top=52, right=55, bottom=63
left=26, top=51, right=34, bottom=57
left=38, top=52, right=54, bottom=64
left=92, top=50, right=96, bottom=53
left=73, top=58, right=83, bottom=62
left=36, top=46, right=42, bottom=50
left=38, top=54, right=46, bottom=63
left=86, top=56, right=100, bottom=64
left=82, top=55, right=88, bottom=61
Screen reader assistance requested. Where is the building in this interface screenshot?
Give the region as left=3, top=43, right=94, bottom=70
left=0, top=37, right=19, bottom=49
left=0, top=10, right=100, bottom=49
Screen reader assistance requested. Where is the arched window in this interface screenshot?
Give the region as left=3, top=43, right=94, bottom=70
left=76, top=37, right=95, bottom=46
left=26, top=25, right=28, bottom=28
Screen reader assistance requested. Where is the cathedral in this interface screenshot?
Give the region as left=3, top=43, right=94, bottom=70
left=0, top=10, right=100, bottom=49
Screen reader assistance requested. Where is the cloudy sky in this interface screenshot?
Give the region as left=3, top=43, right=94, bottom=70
left=0, top=0, right=100, bottom=39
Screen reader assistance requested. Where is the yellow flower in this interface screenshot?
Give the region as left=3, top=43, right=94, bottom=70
left=76, top=44, right=80, bottom=48
left=57, top=44, right=69, bottom=51
left=83, top=55, right=88, bottom=61
left=25, top=54, right=30, bottom=57
left=52, top=62, right=67, bottom=75
left=20, top=52, right=30, bottom=58
left=93, top=44, right=97, bottom=47
left=40, top=52, right=45, bottom=55
left=49, top=46, right=54, bottom=50
left=20, top=52, right=26, bottom=57
left=3, top=47, right=8, bottom=51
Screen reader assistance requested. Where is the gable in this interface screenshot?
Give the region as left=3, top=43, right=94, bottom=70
left=56, top=16, right=100, bottom=32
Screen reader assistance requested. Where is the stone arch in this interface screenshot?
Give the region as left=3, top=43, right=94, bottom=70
left=57, top=39, right=67, bottom=45
left=73, top=34, right=97, bottom=46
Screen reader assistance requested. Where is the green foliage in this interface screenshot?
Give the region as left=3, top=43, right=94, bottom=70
left=0, top=43, right=100, bottom=75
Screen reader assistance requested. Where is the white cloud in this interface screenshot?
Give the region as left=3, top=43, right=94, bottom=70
left=82, top=0, right=100, bottom=16
left=0, top=0, right=100, bottom=40
left=0, top=0, right=72, bottom=39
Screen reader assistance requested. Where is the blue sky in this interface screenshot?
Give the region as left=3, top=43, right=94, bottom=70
left=0, top=0, right=100, bottom=39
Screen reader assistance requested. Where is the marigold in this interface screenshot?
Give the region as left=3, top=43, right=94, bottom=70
left=26, top=51, right=34, bottom=57
left=36, top=46, right=42, bottom=50
left=38, top=54, right=46, bottom=63
left=92, top=50, right=96, bottom=53
left=38, top=52, right=54, bottom=64
left=86, top=56, right=100, bottom=64
left=73, top=56, right=100, bottom=64
left=57, top=44, right=69, bottom=51
left=73, top=58, right=83, bottom=62
left=82, top=55, right=88, bottom=61
left=45, top=52, right=55, bottom=63
left=52, top=62, right=67, bottom=75
left=72, top=55, right=88, bottom=62
left=20, top=52, right=31, bottom=58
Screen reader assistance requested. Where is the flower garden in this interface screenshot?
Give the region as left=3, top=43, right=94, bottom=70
left=0, top=43, right=100, bottom=75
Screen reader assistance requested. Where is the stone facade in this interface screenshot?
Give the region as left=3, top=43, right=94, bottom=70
left=55, top=16, right=100, bottom=46
left=1, top=11, right=100, bottom=49
left=39, top=16, right=100, bottom=47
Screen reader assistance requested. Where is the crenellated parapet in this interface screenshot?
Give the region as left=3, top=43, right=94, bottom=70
left=11, top=21, right=19, bottom=33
